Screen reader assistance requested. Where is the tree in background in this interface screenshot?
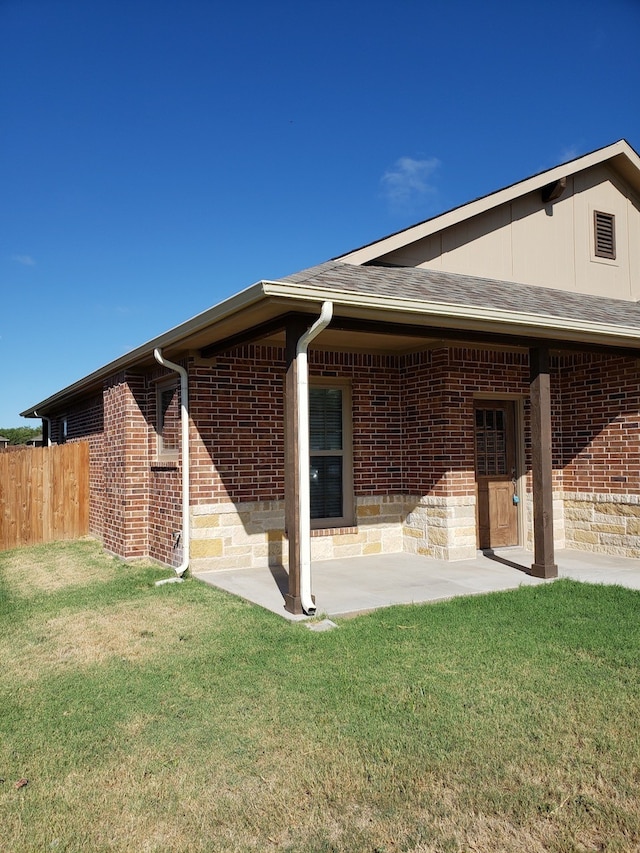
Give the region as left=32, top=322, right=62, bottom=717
left=0, top=426, right=42, bottom=445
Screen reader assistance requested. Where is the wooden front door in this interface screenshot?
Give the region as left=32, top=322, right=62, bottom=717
left=474, top=401, right=518, bottom=549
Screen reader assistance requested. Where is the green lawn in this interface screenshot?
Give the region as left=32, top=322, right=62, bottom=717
left=1, top=540, right=640, bottom=852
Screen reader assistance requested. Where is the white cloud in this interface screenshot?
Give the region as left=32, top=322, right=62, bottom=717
left=558, top=143, right=582, bottom=164
left=12, top=254, right=36, bottom=266
left=380, top=156, right=441, bottom=213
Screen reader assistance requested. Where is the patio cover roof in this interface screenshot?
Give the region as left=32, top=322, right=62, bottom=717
left=282, top=261, right=640, bottom=331
left=22, top=260, right=640, bottom=417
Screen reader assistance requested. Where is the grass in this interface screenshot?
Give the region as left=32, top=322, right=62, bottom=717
left=1, top=540, right=640, bottom=852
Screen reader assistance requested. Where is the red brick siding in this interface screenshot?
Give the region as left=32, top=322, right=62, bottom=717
left=186, top=345, right=569, bottom=507
left=148, top=466, right=182, bottom=565
left=146, top=365, right=183, bottom=566
left=309, top=350, right=403, bottom=497
left=190, top=347, right=285, bottom=505
left=560, top=353, right=640, bottom=494
left=102, top=372, right=149, bottom=558
left=39, top=341, right=639, bottom=566
left=189, top=347, right=404, bottom=506
left=400, top=348, right=544, bottom=497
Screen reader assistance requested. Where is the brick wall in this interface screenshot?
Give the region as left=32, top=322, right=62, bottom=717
left=148, top=466, right=182, bottom=564
left=560, top=353, right=640, bottom=494
left=401, top=347, right=544, bottom=497
left=559, top=353, right=640, bottom=557
left=190, top=346, right=286, bottom=505
left=310, top=350, right=403, bottom=497
left=40, top=341, right=640, bottom=567
left=144, top=363, right=183, bottom=567
left=101, top=372, right=149, bottom=558
left=190, top=346, right=404, bottom=507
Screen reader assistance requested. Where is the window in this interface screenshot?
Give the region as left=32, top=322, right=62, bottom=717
left=309, top=383, right=353, bottom=527
left=156, top=381, right=180, bottom=459
left=594, top=210, right=616, bottom=260
left=475, top=407, right=507, bottom=476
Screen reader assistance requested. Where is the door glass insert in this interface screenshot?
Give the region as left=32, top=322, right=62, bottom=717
left=475, top=407, right=508, bottom=477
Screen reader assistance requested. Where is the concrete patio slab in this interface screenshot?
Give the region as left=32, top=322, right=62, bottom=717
left=193, top=548, right=640, bottom=621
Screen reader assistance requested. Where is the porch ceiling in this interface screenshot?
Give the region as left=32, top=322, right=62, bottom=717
left=220, top=325, right=450, bottom=355
left=199, top=307, right=639, bottom=360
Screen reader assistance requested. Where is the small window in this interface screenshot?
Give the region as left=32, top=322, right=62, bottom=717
left=156, top=381, right=180, bottom=458
left=594, top=211, right=616, bottom=260
left=309, top=383, right=353, bottom=528
left=475, top=407, right=507, bottom=477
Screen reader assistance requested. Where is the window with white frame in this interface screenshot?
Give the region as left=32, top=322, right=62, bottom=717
left=156, top=380, right=180, bottom=459
left=309, top=383, right=353, bottom=528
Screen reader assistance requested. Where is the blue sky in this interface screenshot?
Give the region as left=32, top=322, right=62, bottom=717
left=2, top=0, right=639, bottom=427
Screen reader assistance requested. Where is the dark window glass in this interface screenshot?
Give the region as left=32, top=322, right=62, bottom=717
left=310, top=456, right=343, bottom=519
left=475, top=407, right=508, bottom=477
left=160, top=386, right=180, bottom=451
left=309, top=388, right=344, bottom=520
left=310, top=388, right=343, bottom=451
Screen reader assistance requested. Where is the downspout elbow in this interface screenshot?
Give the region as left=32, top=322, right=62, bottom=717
left=33, top=411, right=52, bottom=447
left=296, top=301, right=334, bottom=358
left=153, top=348, right=190, bottom=577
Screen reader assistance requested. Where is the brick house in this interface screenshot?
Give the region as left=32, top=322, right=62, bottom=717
left=22, top=139, right=640, bottom=614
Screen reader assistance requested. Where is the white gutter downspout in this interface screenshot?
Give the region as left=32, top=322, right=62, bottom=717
left=33, top=411, right=51, bottom=446
left=297, top=301, right=333, bottom=615
left=153, top=348, right=190, bottom=577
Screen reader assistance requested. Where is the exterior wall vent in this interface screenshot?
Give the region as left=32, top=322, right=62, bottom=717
left=594, top=211, right=616, bottom=260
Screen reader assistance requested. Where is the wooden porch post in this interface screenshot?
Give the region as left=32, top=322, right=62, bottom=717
left=284, top=317, right=309, bottom=614
left=529, top=346, right=558, bottom=578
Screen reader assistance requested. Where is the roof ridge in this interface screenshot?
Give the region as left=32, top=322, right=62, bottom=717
left=334, top=139, right=639, bottom=263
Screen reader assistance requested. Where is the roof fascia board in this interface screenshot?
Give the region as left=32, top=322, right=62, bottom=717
left=261, top=281, right=640, bottom=349
left=338, top=140, right=640, bottom=265
left=21, top=281, right=268, bottom=417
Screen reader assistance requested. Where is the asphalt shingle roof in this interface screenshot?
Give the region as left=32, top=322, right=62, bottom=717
left=282, top=261, right=640, bottom=331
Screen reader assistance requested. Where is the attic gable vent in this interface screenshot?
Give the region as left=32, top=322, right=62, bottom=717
left=594, top=211, right=616, bottom=260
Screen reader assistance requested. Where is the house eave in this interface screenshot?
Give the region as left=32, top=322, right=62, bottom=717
left=20, top=281, right=269, bottom=417
left=262, top=280, right=640, bottom=351
left=22, top=271, right=640, bottom=420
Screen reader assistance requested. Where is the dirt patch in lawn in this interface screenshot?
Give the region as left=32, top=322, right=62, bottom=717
left=2, top=598, right=205, bottom=684
left=1, top=539, right=123, bottom=596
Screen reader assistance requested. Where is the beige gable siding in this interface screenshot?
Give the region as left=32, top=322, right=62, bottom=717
left=376, top=165, right=640, bottom=301
left=572, top=165, right=639, bottom=300
left=377, top=207, right=513, bottom=277
left=440, top=205, right=513, bottom=279
left=510, top=177, right=577, bottom=290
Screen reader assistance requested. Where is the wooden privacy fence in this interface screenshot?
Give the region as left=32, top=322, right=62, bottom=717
left=0, top=442, right=89, bottom=551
